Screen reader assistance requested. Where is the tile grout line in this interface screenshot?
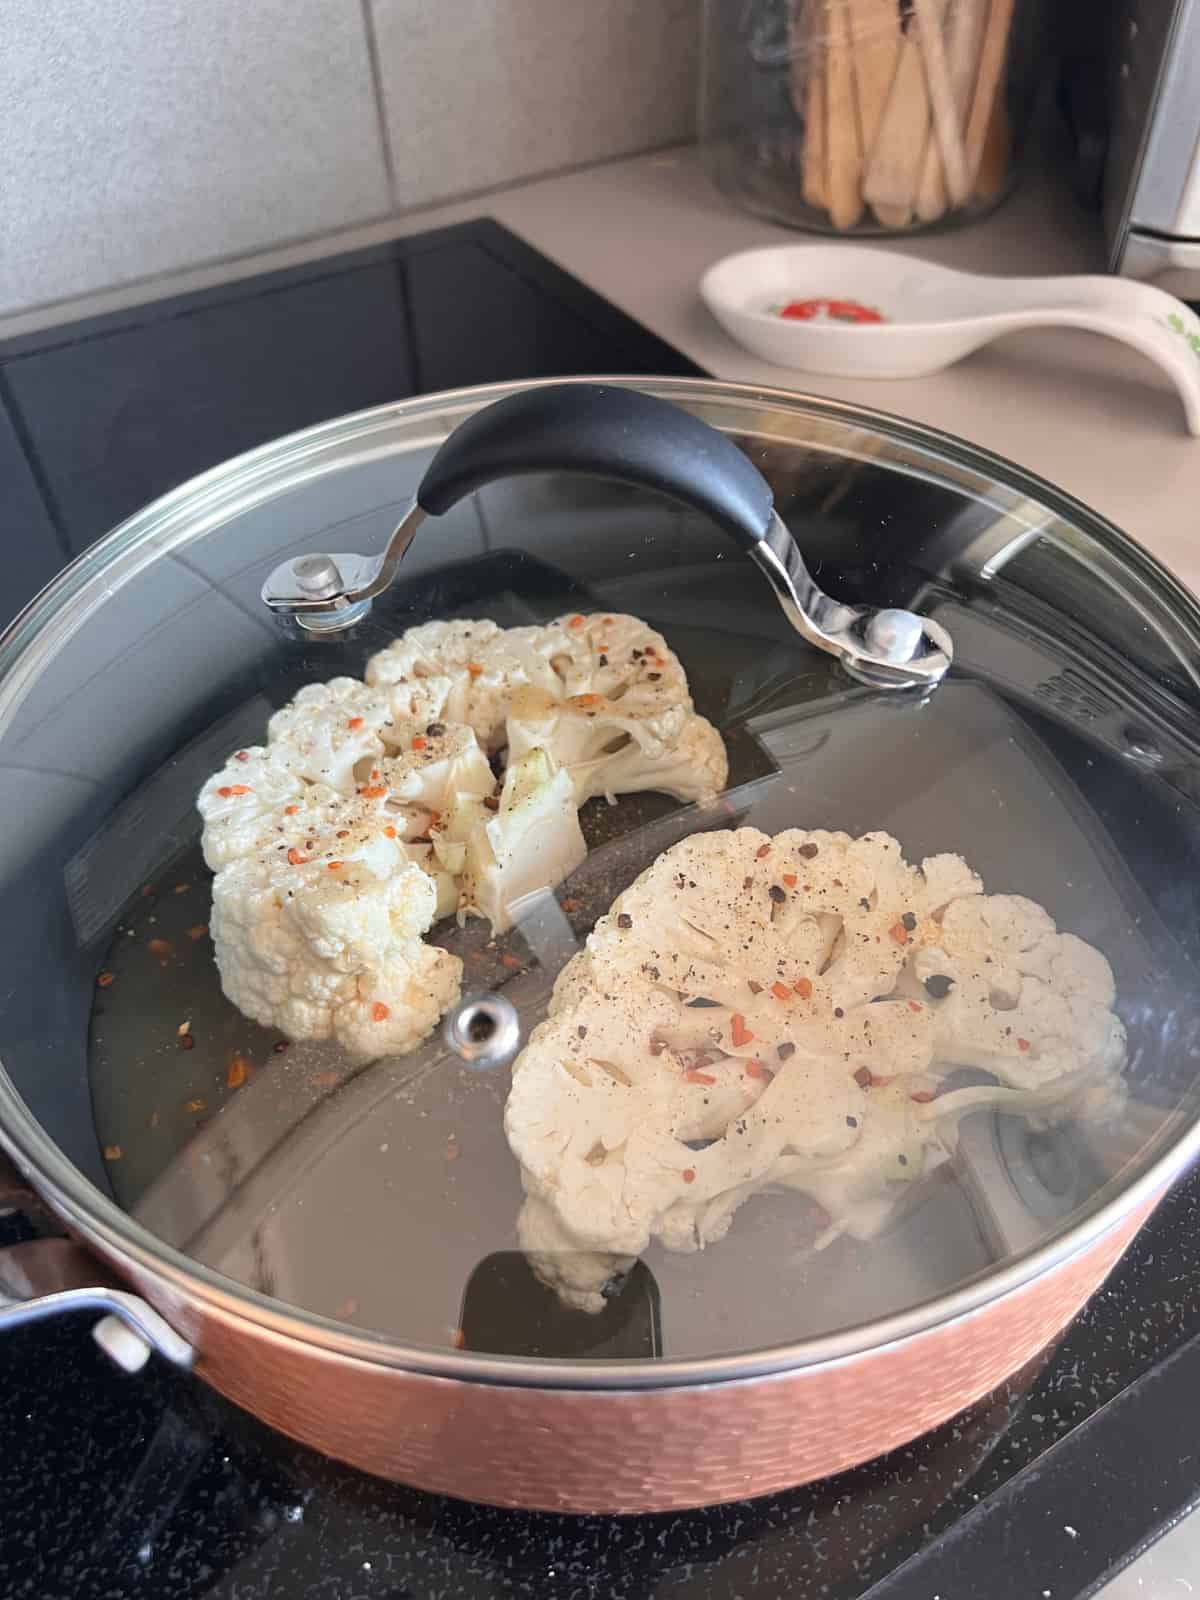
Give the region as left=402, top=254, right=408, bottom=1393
left=359, top=0, right=401, bottom=212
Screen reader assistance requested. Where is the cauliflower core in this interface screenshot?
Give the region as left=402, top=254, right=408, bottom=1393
left=504, top=828, right=1127, bottom=1312
left=199, top=613, right=727, bottom=1057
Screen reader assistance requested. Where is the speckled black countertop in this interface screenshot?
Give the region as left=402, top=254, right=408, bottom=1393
left=5, top=1171, right=1200, bottom=1600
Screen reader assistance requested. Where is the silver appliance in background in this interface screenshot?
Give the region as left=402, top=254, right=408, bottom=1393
left=1103, top=0, right=1200, bottom=291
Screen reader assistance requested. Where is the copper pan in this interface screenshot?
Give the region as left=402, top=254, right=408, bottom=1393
left=1, top=377, right=1198, bottom=1511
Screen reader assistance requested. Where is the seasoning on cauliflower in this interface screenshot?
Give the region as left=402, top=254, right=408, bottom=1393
left=504, top=827, right=1127, bottom=1310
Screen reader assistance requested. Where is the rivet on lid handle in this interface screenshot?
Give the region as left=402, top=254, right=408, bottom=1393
left=261, top=383, right=951, bottom=690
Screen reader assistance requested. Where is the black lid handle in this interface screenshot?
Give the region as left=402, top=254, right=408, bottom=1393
left=418, top=383, right=775, bottom=551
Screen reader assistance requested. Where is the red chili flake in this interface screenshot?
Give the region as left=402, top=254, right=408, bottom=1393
left=562, top=897, right=582, bottom=913
left=372, top=1002, right=391, bottom=1022
left=147, top=938, right=175, bottom=958
left=187, top=923, right=208, bottom=941
left=686, top=1070, right=716, bottom=1085
left=730, top=1014, right=754, bottom=1048
left=327, top=860, right=344, bottom=872
left=226, top=1054, right=251, bottom=1089
left=779, top=297, right=885, bottom=325
left=384, top=824, right=397, bottom=838
left=184, top=1098, right=207, bottom=1114
left=907, top=1001, right=923, bottom=1013
left=467, top=662, right=483, bottom=677
left=360, top=785, right=387, bottom=800
left=217, top=784, right=251, bottom=798
left=853, top=1066, right=873, bottom=1088
left=287, top=847, right=308, bottom=865
left=793, top=977, right=814, bottom=1000
left=1018, top=1038, right=1032, bottom=1052
left=501, top=953, right=523, bottom=971
left=411, top=735, right=426, bottom=751
left=889, top=921, right=910, bottom=946
left=910, top=1090, right=936, bottom=1104
left=568, top=615, right=586, bottom=629
left=681, top=1168, right=696, bottom=1184
left=602, top=616, right=614, bottom=625
left=234, top=751, right=249, bottom=762
left=483, top=795, right=500, bottom=811
left=771, top=981, right=792, bottom=1003
left=747, top=979, right=764, bottom=994
left=574, top=693, right=604, bottom=707
left=782, top=873, right=798, bottom=888
left=755, top=843, right=771, bottom=860
left=103, top=1144, right=122, bottom=1161
left=745, top=1060, right=770, bottom=1080
left=96, top=971, right=115, bottom=988
left=347, top=716, right=364, bottom=730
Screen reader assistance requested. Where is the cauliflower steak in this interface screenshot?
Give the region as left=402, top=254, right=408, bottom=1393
left=504, top=828, right=1128, bottom=1312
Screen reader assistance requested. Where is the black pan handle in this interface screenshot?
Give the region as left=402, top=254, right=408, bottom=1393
left=417, top=383, right=776, bottom=550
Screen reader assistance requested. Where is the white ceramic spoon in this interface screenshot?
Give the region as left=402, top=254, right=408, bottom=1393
left=700, top=243, right=1200, bottom=436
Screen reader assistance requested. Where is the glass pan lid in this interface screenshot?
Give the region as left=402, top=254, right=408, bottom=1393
left=3, top=379, right=1199, bottom=1369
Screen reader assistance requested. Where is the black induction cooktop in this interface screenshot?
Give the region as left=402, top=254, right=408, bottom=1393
left=2, top=220, right=1199, bottom=1600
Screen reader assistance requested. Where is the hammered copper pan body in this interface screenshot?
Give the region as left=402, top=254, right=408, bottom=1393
left=80, top=1198, right=1147, bottom=1514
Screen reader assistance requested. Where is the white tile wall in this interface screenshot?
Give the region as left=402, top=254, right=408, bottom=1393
left=0, top=0, right=393, bottom=318
left=370, top=0, right=699, bottom=209
left=0, top=0, right=699, bottom=321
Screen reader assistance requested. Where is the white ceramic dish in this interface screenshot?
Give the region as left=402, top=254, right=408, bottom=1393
left=700, top=243, right=1200, bottom=436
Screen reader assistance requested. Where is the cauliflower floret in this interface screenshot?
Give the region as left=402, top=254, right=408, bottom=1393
left=266, top=679, right=396, bottom=793
left=366, top=619, right=508, bottom=747
left=504, top=612, right=725, bottom=804
left=516, top=1191, right=636, bottom=1316
left=209, top=785, right=460, bottom=1057
left=197, top=746, right=309, bottom=871
left=897, top=894, right=1127, bottom=1092
left=505, top=828, right=1127, bottom=1309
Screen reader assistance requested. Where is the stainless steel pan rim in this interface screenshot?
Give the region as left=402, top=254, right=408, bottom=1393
left=1, top=374, right=1195, bottom=1392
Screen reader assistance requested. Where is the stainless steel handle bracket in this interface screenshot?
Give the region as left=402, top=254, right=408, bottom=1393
left=0, top=1285, right=194, bottom=1372
left=261, top=504, right=427, bottom=633
left=263, top=504, right=951, bottom=689
left=753, top=513, right=952, bottom=690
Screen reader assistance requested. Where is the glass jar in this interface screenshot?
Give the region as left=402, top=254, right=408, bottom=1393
left=700, top=0, right=1043, bottom=235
